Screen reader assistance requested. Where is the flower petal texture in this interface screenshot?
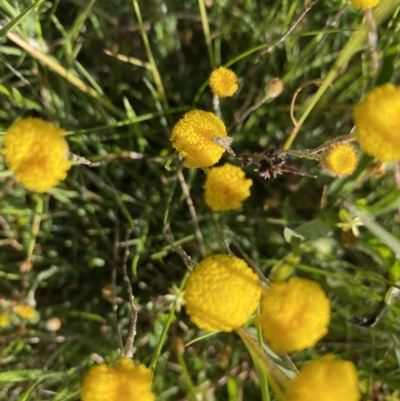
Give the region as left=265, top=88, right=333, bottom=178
left=209, top=67, right=238, bottom=98
left=170, top=110, right=227, bottom=168
left=259, top=278, right=330, bottom=353
left=184, top=254, right=261, bottom=332
left=285, top=355, right=360, bottom=401
left=3, top=118, right=71, bottom=192
left=204, top=163, right=253, bottom=211
left=320, top=143, right=358, bottom=177
left=354, top=83, right=400, bottom=162
left=81, top=357, right=155, bottom=401
left=350, top=0, right=380, bottom=9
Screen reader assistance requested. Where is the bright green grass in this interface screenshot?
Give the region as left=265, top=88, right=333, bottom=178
left=0, top=0, right=400, bottom=400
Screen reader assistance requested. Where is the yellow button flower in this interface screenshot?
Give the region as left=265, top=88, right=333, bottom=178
left=0, top=312, right=10, bottom=327
left=320, top=143, right=358, bottom=177
left=14, top=304, right=35, bottom=320
left=204, top=163, right=252, bottom=211
left=81, top=357, right=155, bottom=401
left=184, top=254, right=261, bottom=332
left=259, top=278, right=330, bottom=353
left=350, top=0, right=380, bottom=9
left=170, top=110, right=228, bottom=168
left=285, top=355, right=360, bottom=401
left=3, top=118, right=72, bottom=192
left=353, top=83, right=400, bottom=162
left=209, top=66, right=238, bottom=98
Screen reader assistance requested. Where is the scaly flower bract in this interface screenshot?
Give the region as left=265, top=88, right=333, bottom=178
left=209, top=67, right=238, bottom=98
left=353, top=83, right=400, bottom=162
left=204, top=163, right=253, bottom=211
left=170, top=110, right=228, bottom=168
left=350, top=0, right=380, bottom=9
left=81, top=357, right=155, bottom=401
left=3, top=118, right=71, bottom=192
left=184, top=254, right=261, bottom=332
left=285, top=355, right=360, bottom=401
left=259, top=277, right=330, bottom=353
left=320, top=143, right=358, bottom=177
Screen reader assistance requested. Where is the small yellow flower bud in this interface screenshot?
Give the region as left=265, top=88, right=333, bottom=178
left=285, top=355, right=360, bottom=401
left=203, top=163, right=252, bottom=212
left=209, top=67, right=238, bottom=98
left=184, top=254, right=261, bottom=332
left=3, top=118, right=72, bottom=192
left=259, top=278, right=330, bottom=353
left=350, top=0, right=380, bottom=10
left=320, top=143, right=358, bottom=177
left=170, top=110, right=228, bottom=168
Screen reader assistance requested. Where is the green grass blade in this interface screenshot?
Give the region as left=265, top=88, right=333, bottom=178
left=0, top=0, right=45, bottom=39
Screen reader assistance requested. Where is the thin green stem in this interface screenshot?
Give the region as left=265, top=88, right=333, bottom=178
left=197, top=0, right=215, bottom=69
left=131, top=0, right=171, bottom=125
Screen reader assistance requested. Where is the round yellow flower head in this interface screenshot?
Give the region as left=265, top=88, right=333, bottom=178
left=285, top=355, right=360, bottom=401
left=259, top=277, right=330, bottom=353
left=81, top=357, right=155, bottom=401
left=320, top=143, right=358, bottom=177
left=350, top=0, right=380, bottom=10
left=3, top=118, right=71, bottom=192
left=170, top=110, right=228, bottom=168
left=209, top=67, right=238, bottom=98
left=354, top=83, right=400, bottom=162
left=14, top=304, right=35, bottom=320
left=204, top=163, right=253, bottom=212
left=184, top=254, right=261, bottom=332
left=0, top=312, right=10, bottom=327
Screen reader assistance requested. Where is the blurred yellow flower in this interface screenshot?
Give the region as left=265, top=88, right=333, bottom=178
left=259, top=278, right=330, bottom=353
left=320, top=143, right=358, bottom=177
left=14, top=304, right=35, bottom=320
left=204, top=163, right=252, bottom=211
left=0, top=312, right=10, bottom=327
left=184, top=254, right=261, bottom=332
left=209, top=66, right=238, bottom=98
left=350, top=0, right=380, bottom=9
left=170, top=110, right=228, bottom=168
left=3, top=118, right=71, bottom=192
left=354, top=83, right=400, bottom=162
left=81, top=357, right=155, bottom=401
left=285, top=355, right=360, bottom=401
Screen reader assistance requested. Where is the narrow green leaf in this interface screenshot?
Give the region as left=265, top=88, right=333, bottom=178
left=0, top=0, right=46, bottom=39
left=0, top=370, right=45, bottom=382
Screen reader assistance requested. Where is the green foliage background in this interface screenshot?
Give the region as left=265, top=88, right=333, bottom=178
left=0, top=0, right=400, bottom=400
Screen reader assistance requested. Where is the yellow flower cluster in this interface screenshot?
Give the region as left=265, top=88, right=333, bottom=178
left=3, top=118, right=72, bottom=192
left=259, top=278, right=330, bottom=353
left=14, top=304, right=35, bottom=320
left=184, top=254, right=261, bottom=332
left=354, top=83, right=400, bottom=162
left=170, top=110, right=228, bottom=168
left=209, top=67, right=238, bottom=98
left=203, top=163, right=253, bottom=211
left=320, top=143, right=358, bottom=177
left=285, top=355, right=360, bottom=401
left=350, top=0, right=380, bottom=9
left=81, top=357, right=155, bottom=401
